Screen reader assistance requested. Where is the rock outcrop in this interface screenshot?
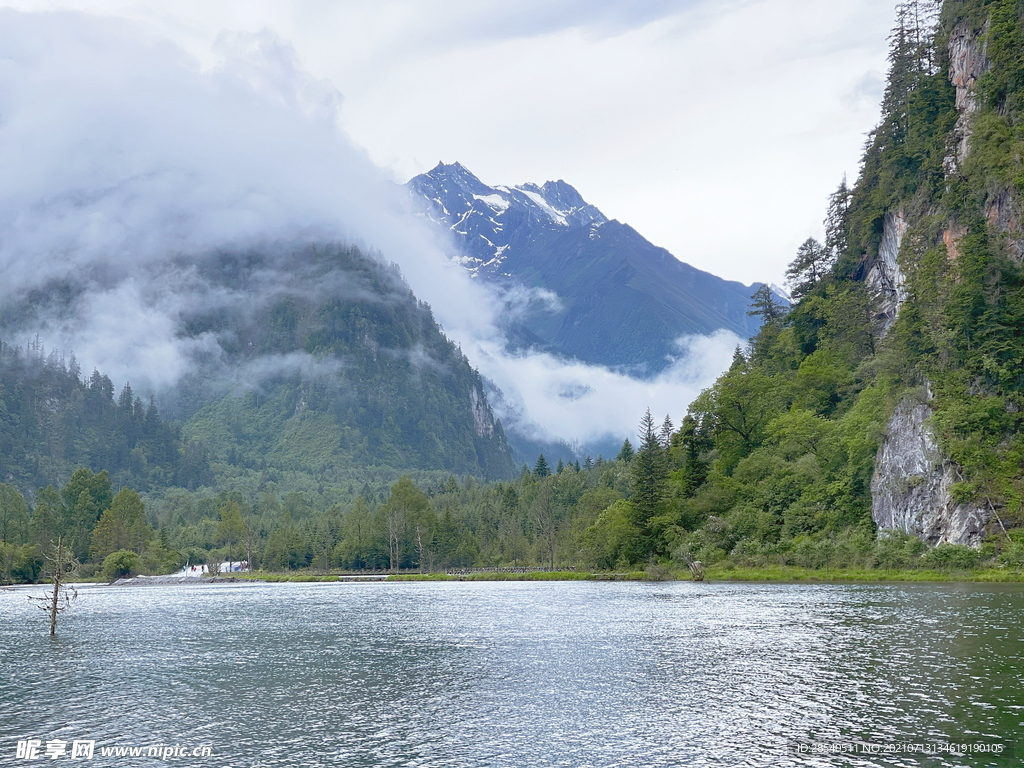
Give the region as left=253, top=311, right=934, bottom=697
left=871, top=391, right=990, bottom=545
left=945, top=20, right=990, bottom=172
left=865, top=210, right=909, bottom=335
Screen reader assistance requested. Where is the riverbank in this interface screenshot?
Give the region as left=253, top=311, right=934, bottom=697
left=704, top=565, right=1024, bottom=582
left=10, top=565, right=1024, bottom=588
left=214, top=566, right=1024, bottom=583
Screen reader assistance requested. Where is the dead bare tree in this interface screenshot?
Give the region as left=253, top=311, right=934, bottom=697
left=28, top=536, right=78, bottom=636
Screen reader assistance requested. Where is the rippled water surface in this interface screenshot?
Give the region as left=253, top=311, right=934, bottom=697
left=2, top=581, right=1023, bottom=767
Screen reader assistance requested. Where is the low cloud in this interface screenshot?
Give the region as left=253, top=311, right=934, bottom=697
left=466, top=330, right=743, bottom=447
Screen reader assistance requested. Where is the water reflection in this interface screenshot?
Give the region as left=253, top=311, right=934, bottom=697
left=2, top=581, right=1022, bottom=766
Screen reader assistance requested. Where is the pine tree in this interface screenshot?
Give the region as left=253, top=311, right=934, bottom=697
left=118, top=383, right=134, bottom=412
left=748, top=285, right=785, bottom=322
left=659, top=415, right=674, bottom=450
left=616, top=439, right=634, bottom=463
left=673, top=415, right=712, bottom=497
left=533, top=454, right=550, bottom=477
left=824, top=178, right=852, bottom=262
left=785, top=238, right=831, bottom=300
left=629, top=409, right=668, bottom=555
left=880, top=0, right=941, bottom=144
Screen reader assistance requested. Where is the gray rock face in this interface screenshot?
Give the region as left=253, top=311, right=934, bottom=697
left=871, top=392, right=990, bottom=545
left=865, top=210, right=908, bottom=335
left=945, top=20, right=990, bottom=172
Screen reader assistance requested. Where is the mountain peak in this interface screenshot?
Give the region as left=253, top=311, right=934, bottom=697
left=408, top=163, right=610, bottom=277
left=420, top=161, right=491, bottom=197
left=406, top=162, right=764, bottom=372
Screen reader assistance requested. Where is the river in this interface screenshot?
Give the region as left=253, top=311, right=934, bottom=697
left=2, top=580, right=1021, bottom=766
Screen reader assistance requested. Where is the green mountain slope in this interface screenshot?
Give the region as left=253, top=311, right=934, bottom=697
left=171, top=244, right=516, bottom=480
left=0, top=341, right=211, bottom=494
left=0, top=243, right=516, bottom=494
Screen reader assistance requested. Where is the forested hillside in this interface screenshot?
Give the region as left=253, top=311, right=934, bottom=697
left=172, top=243, right=515, bottom=480
left=0, top=340, right=210, bottom=493
left=649, top=0, right=1024, bottom=565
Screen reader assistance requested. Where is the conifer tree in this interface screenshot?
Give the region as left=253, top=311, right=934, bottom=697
left=824, top=178, right=852, bottom=262
left=616, top=439, right=634, bottom=463
left=785, top=238, right=831, bottom=300
left=748, top=285, right=785, bottom=322
left=673, top=415, right=712, bottom=497
left=533, top=454, right=550, bottom=477
left=659, top=415, right=674, bottom=450
left=629, top=409, right=668, bottom=555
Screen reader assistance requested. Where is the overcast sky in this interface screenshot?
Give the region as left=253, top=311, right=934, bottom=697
left=0, top=1, right=900, bottom=447
left=5, top=0, right=896, bottom=287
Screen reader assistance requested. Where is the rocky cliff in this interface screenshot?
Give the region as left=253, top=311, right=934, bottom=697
left=871, top=390, right=990, bottom=545
left=868, top=5, right=1023, bottom=546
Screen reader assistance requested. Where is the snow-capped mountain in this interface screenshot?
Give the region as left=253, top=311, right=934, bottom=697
left=408, top=162, right=769, bottom=373
left=409, top=161, right=606, bottom=277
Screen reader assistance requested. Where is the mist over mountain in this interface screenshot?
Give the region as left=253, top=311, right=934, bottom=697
left=0, top=242, right=517, bottom=488
left=409, top=161, right=770, bottom=374
left=0, top=8, right=759, bottom=483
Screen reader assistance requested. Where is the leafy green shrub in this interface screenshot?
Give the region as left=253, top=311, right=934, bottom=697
left=1000, top=540, right=1024, bottom=569
left=949, top=482, right=977, bottom=505
left=0, top=542, right=43, bottom=584
left=101, top=550, right=142, bottom=581
left=76, top=563, right=100, bottom=579
left=920, top=543, right=981, bottom=571
left=12, top=544, right=43, bottom=584
left=871, top=530, right=926, bottom=570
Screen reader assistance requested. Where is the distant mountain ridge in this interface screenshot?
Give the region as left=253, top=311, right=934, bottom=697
left=0, top=243, right=518, bottom=486
left=408, top=162, right=769, bottom=373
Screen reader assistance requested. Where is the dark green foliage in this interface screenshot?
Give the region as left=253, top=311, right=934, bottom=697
left=101, top=549, right=142, bottom=581
left=0, top=484, right=30, bottom=545
left=0, top=341, right=211, bottom=497
left=629, top=410, right=667, bottom=536
left=920, top=542, right=983, bottom=569
left=0, top=541, right=42, bottom=584
left=636, top=0, right=1024, bottom=568
left=533, top=454, right=550, bottom=477
left=89, top=488, right=150, bottom=562
left=747, top=285, right=785, bottom=322
left=62, top=467, right=112, bottom=537
left=785, top=238, right=831, bottom=300
left=616, top=439, right=634, bottom=463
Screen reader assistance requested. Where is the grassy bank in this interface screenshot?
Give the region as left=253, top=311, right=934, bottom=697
left=389, top=571, right=606, bottom=582
left=169, top=566, right=1024, bottom=584
left=704, top=565, right=1024, bottom=582
left=221, top=570, right=648, bottom=582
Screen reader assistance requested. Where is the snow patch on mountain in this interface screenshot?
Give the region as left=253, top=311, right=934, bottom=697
left=408, top=162, right=608, bottom=276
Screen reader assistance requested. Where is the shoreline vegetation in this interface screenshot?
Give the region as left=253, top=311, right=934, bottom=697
left=149, top=566, right=1024, bottom=584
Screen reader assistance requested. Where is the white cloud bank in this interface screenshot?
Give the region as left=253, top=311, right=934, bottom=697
left=0, top=10, right=741, bottom=447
